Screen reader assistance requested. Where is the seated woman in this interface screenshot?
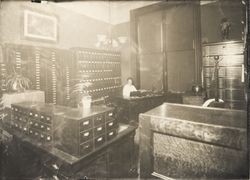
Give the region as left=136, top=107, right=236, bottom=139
left=123, top=77, right=137, bottom=98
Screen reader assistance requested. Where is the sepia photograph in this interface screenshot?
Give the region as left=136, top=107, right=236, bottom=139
left=0, top=0, right=249, bottom=179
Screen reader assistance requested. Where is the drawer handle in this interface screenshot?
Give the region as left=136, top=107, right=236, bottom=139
left=108, top=112, right=113, bottom=117
left=41, top=125, right=44, bottom=128
left=47, top=127, right=50, bottom=131
left=97, top=137, right=103, bottom=142
left=35, top=132, right=38, bottom=136
left=41, top=115, right=44, bottom=119
left=108, top=122, right=113, bottom=126
left=84, top=132, right=90, bottom=136
left=46, top=117, right=51, bottom=121
left=35, top=123, right=38, bottom=126
left=24, top=127, right=27, bottom=131
left=109, top=132, right=114, bottom=136
left=30, top=130, right=33, bottom=133
left=29, top=112, right=33, bottom=116
left=30, top=121, right=33, bottom=124
left=35, top=114, right=38, bottom=117
left=97, top=127, right=102, bottom=131
left=52, top=164, right=59, bottom=170
left=47, top=136, right=51, bottom=141
left=83, top=121, right=89, bottom=125
left=84, top=145, right=89, bottom=149
left=96, top=117, right=102, bottom=121
left=41, top=134, right=44, bottom=138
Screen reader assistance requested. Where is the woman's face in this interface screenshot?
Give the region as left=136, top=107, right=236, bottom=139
left=127, top=79, right=132, bottom=85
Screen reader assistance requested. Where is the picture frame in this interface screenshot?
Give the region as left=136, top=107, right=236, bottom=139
left=23, top=10, right=58, bottom=42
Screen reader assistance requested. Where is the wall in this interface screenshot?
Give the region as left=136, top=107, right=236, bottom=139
left=0, top=1, right=132, bottom=86
left=112, top=22, right=131, bottom=85
left=201, top=1, right=245, bottom=43
left=0, top=1, right=111, bottom=49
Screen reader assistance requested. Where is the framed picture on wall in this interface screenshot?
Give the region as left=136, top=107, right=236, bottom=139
left=23, top=10, right=58, bottom=42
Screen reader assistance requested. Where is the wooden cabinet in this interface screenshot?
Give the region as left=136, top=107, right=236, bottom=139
left=202, top=41, right=246, bottom=110
left=1, top=124, right=136, bottom=179
left=137, top=10, right=163, bottom=91
left=139, top=103, right=247, bottom=179
left=131, top=1, right=201, bottom=93
left=1, top=44, right=121, bottom=107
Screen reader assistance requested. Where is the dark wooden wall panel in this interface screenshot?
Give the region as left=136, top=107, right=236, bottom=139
left=167, top=50, right=195, bottom=92
left=131, top=1, right=199, bottom=93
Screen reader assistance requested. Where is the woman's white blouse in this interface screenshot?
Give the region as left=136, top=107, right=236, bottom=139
left=122, top=84, right=137, bottom=98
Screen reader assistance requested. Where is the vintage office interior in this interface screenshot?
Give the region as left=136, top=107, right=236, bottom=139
left=0, top=0, right=248, bottom=179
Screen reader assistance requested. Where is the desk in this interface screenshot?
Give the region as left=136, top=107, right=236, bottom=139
left=114, top=94, right=165, bottom=125
left=1, top=124, right=136, bottom=179
left=139, top=103, right=247, bottom=179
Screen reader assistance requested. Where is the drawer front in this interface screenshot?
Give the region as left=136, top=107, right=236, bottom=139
left=94, top=134, right=106, bottom=148
left=106, top=120, right=118, bottom=131
left=40, top=114, right=52, bottom=124
left=93, top=114, right=105, bottom=127
left=203, top=43, right=244, bottom=56
left=204, top=77, right=225, bottom=89
left=80, top=129, right=93, bottom=143
left=225, top=67, right=242, bottom=78
left=29, top=120, right=52, bottom=133
left=225, top=89, right=245, bottom=101
left=106, top=129, right=118, bottom=141
left=106, top=111, right=115, bottom=122
left=203, top=67, right=226, bottom=78
left=12, top=114, right=29, bottom=123
left=225, top=79, right=244, bottom=88
left=12, top=106, right=20, bottom=113
left=80, top=141, right=93, bottom=156
left=80, top=118, right=93, bottom=131
left=29, top=128, right=52, bottom=142
left=225, top=101, right=246, bottom=110
left=12, top=121, right=29, bottom=133
left=33, top=112, right=40, bottom=120
left=206, top=89, right=225, bottom=100
left=19, top=115, right=29, bottom=123
left=94, top=125, right=105, bottom=137
left=203, top=55, right=244, bottom=66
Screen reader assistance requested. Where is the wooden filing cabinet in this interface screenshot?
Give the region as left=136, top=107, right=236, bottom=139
left=8, top=102, right=118, bottom=157
left=202, top=41, right=246, bottom=110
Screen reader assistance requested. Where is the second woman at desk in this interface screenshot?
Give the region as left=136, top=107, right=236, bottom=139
left=123, top=77, right=137, bottom=98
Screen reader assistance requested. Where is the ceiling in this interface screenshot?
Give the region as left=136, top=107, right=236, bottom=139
left=56, top=1, right=159, bottom=25
left=53, top=0, right=222, bottom=25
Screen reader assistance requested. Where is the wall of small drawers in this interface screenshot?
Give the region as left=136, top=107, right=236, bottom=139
left=202, top=41, right=246, bottom=109
left=53, top=108, right=118, bottom=157
left=11, top=104, right=53, bottom=143
left=0, top=44, right=121, bottom=106
left=10, top=102, right=118, bottom=157
left=72, top=48, right=122, bottom=102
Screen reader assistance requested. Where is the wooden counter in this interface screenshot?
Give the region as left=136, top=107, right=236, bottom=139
left=1, top=124, right=137, bottom=179
left=139, top=103, right=247, bottom=179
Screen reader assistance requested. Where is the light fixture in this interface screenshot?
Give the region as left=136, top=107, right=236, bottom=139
left=95, top=2, right=127, bottom=49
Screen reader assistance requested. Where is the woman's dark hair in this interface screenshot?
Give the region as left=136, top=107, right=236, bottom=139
left=127, top=77, right=133, bottom=82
